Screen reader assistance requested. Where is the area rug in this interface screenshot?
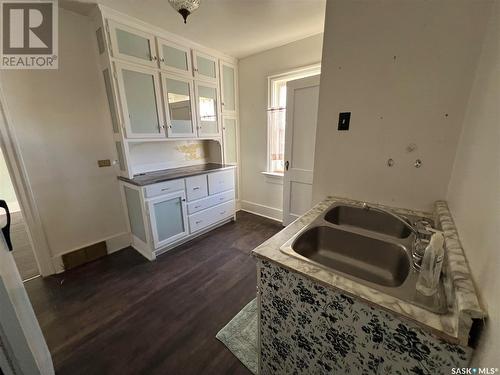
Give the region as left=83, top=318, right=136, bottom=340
left=216, top=298, right=258, bottom=374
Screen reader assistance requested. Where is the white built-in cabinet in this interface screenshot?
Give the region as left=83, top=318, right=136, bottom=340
left=220, top=60, right=237, bottom=115
left=158, top=38, right=192, bottom=76
left=193, top=50, right=218, bottom=83
left=162, top=73, right=197, bottom=137
left=195, top=81, right=220, bottom=137
left=147, top=190, right=189, bottom=249
left=122, top=169, right=236, bottom=259
left=222, top=116, right=238, bottom=164
left=108, top=21, right=158, bottom=67
left=101, top=18, right=230, bottom=144
left=93, top=6, right=240, bottom=260
left=115, top=62, right=165, bottom=138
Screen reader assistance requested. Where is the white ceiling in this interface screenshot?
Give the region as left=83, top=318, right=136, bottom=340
left=60, top=0, right=326, bottom=58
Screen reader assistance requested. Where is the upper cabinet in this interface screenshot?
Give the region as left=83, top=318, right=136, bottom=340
left=195, top=82, right=220, bottom=137
left=115, top=62, right=165, bottom=138
left=158, top=38, right=192, bottom=76
left=222, top=116, right=238, bottom=164
left=108, top=21, right=158, bottom=67
left=162, top=73, right=197, bottom=138
left=220, top=60, right=237, bottom=115
left=193, top=50, right=218, bottom=83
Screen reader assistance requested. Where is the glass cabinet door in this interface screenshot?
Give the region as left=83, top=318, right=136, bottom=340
left=220, top=61, right=236, bottom=114
left=193, top=50, right=218, bottom=83
left=196, top=83, right=220, bottom=137
left=108, top=21, right=158, bottom=67
left=116, top=63, right=165, bottom=138
left=223, top=117, right=238, bottom=164
left=163, top=74, right=196, bottom=137
left=149, top=191, right=188, bottom=249
left=159, top=39, right=192, bottom=76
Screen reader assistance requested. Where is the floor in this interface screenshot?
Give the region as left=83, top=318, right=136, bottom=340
left=10, top=210, right=39, bottom=280
left=25, top=211, right=282, bottom=375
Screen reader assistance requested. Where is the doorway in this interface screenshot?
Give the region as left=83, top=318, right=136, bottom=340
left=0, top=147, right=39, bottom=280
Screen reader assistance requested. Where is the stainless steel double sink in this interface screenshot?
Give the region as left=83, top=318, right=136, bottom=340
left=281, top=203, right=448, bottom=314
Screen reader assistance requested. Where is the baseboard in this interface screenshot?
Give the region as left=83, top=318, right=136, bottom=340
left=52, top=231, right=132, bottom=273
left=240, top=200, right=283, bottom=223
left=106, top=232, right=132, bottom=254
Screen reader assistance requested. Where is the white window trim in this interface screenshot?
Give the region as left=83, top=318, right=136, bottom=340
left=263, top=63, right=321, bottom=176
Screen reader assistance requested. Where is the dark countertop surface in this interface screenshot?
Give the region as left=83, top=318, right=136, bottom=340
left=118, top=163, right=236, bottom=186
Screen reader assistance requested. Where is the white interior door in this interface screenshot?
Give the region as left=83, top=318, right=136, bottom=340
left=0, top=201, right=54, bottom=375
left=282, top=75, right=320, bottom=226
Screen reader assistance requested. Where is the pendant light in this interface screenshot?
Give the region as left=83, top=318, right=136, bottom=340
left=168, top=0, right=200, bottom=23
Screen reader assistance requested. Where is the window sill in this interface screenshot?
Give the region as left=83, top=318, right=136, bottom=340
left=261, top=171, right=284, bottom=185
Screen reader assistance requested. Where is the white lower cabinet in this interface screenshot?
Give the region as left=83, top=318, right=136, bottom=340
left=208, top=170, right=235, bottom=195
left=126, top=168, right=236, bottom=256
left=188, top=200, right=235, bottom=233
left=147, top=190, right=189, bottom=249
left=187, top=189, right=234, bottom=214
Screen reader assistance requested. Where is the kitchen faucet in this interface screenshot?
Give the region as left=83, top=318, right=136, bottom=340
left=362, top=203, right=432, bottom=270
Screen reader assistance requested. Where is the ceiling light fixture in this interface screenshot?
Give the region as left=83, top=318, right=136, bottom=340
left=168, top=0, right=200, bottom=24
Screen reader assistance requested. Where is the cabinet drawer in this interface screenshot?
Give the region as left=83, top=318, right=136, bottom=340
left=144, top=179, right=184, bottom=198
left=188, top=200, right=235, bottom=233
left=207, top=170, right=234, bottom=195
left=187, top=190, right=235, bottom=214
left=185, top=175, right=208, bottom=201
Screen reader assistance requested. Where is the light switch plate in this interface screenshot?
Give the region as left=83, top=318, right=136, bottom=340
left=338, top=112, right=351, bottom=131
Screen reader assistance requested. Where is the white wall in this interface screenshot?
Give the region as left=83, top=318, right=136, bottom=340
left=446, top=2, right=499, bottom=365
left=0, top=8, right=128, bottom=265
left=312, top=0, right=491, bottom=211
left=239, top=34, right=323, bottom=220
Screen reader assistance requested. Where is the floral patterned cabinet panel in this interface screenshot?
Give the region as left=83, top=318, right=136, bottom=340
left=257, top=260, right=472, bottom=375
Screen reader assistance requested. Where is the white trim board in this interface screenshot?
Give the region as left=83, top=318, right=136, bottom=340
left=239, top=200, right=283, bottom=223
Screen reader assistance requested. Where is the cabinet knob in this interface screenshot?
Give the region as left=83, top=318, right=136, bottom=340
left=160, top=57, right=165, bottom=62
left=152, top=55, right=158, bottom=61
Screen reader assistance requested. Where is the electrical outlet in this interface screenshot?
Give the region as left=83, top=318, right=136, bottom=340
left=97, top=159, right=112, bottom=167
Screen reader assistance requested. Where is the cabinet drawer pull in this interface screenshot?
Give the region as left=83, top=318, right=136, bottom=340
left=219, top=197, right=224, bottom=201
left=193, top=187, right=200, bottom=190
left=195, top=220, right=202, bottom=224
left=161, top=188, right=170, bottom=191
left=194, top=205, right=200, bottom=209
left=220, top=211, right=226, bottom=215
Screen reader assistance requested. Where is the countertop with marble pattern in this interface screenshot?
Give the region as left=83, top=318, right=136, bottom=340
left=251, top=196, right=486, bottom=345
left=118, top=163, right=236, bottom=186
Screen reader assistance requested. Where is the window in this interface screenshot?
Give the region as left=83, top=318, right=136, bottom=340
left=266, top=64, right=321, bottom=175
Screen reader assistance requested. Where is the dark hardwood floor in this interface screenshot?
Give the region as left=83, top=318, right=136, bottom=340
left=25, top=211, right=282, bottom=375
